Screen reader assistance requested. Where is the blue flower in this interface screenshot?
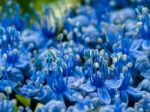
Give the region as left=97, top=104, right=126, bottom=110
left=47, top=72, right=83, bottom=102
left=0, top=27, right=30, bottom=69
left=0, top=1, right=26, bottom=31
left=80, top=49, right=122, bottom=104
left=110, top=8, right=136, bottom=24
left=117, top=64, right=142, bottom=104
left=37, top=100, right=66, bottom=112
left=16, top=70, right=52, bottom=103
left=136, top=6, right=150, bottom=51
left=21, top=5, right=58, bottom=49
left=0, top=27, right=31, bottom=95
left=0, top=0, right=150, bottom=111
left=104, top=23, right=147, bottom=59
left=41, top=6, right=58, bottom=38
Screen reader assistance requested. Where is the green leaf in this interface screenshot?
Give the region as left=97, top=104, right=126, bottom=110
left=16, top=94, right=31, bottom=107
left=35, top=103, right=43, bottom=112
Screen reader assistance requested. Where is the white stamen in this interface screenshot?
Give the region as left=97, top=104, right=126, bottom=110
left=97, top=38, right=103, bottom=43
left=85, top=37, right=90, bottom=43
left=122, top=54, right=127, bottom=61
left=137, top=22, right=142, bottom=27
left=113, top=43, right=118, bottom=48
left=11, top=99, right=17, bottom=105
left=13, top=48, right=18, bottom=54
left=3, top=53, right=7, bottom=60
left=5, top=86, right=12, bottom=94
left=127, top=62, right=133, bottom=68
left=122, top=66, right=128, bottom=72
left=94, top=62, right=99, bottom=68
left=113, top=57, right=118, bottom=63
left=117, top=52, right=122, bottom=60
left=76, top=21, right=80, bottom=27
left=76, top=54, right=80, bottom=61
left=99, top=49, right=105, bottom=56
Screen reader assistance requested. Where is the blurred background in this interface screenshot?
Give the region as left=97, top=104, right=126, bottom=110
left=0, top=0, right=79, bottom=13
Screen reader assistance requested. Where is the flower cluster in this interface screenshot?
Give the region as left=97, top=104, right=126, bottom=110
left=0, top=0, right=150, bottom=112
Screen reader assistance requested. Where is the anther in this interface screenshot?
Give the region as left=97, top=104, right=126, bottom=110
left=94, top=62, right=99, bottom=68
left=13, top=48, right=18, bottom=54
left=5, top=86, right=12, bottom=94
left=122, top=54, right=127, bottom=61
left=3, top=53, right=7, bottom=60
left=113, top=57, right=118, bottom=63
left=127, top=62, right=133, bottom=68
left=122, top=66, right=128, bottom=72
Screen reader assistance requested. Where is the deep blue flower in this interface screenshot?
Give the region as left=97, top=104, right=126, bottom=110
left=21, top=5, right=58, bottom=49
left=0, top=1, right=26, bottom=31
left=41, top=6, right=58, bottom=38
left=136, top=6, right=150, bottom=51
left=80, top=49, right=123, bottom=104
left=117, top=63, right=142, bottom=104
left=118, top=73, right=142, bottom=103
left=0, top=27, right=31, bottom=95
left=0, top=27, right=30, bottom=68
left=16, top=69, right=52, bottom=103
left=0, top=0, right=150, bottom=111
left=47, top=72, right=83, bottom=102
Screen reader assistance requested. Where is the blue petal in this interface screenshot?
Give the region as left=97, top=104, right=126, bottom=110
left=135, top=57, right=150, bottom=72
left=127, top=86, right=142, bottom=98
left=34, top=86, right=52, bottom=103
left=0, top=80, right=17, bottom=92
left=99, top=106, right=113, bottom=112
left=142, top=40, right=150, bottom=50
left=97, top=87, right=111, bottom=104
left=63, top=91, right=76, bottom=102
left=130, top=50, right=145, bottom=58
left=43, top=100, right=66, bottom=112
left=66, top=76, right=76, bottom=84
left=105, top=79, right=122, bottom=89
left=126, top=107, right=135, bottom=112
left=80, top=82, right=96, bottom=93
left=64, top=89, right=83, bottom=102
left=138, top=79, right=150, bottom=90
left=8, top=68, right=24, bottom=82
left=130, top=39, right=142, bottom=50
left=119, top=90, right=128, bottom=103
left=78, top=96, right=94, bottom=110
left=70, top=78, right=84, bottom=89
left=22, top=30, right=43, bottom=47
left=51, top=92, right=64, bottom=101
left=15, top=60, right=29, bottom=69
left=141, top=69, right=150, bottom=79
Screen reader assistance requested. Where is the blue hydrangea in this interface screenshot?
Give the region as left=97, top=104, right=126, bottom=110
left=0, top=0, right=150, bottom=111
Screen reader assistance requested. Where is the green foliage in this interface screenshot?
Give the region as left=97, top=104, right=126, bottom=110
left=16, top=94, right=31, bottom=107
